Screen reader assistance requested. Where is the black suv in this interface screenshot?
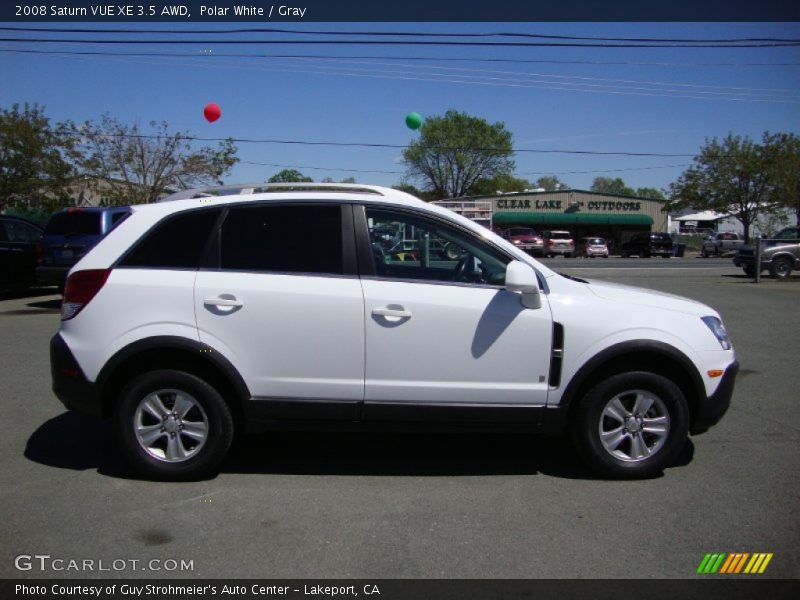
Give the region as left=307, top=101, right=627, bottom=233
left=0, top=215, right=43, bottom=291
left=621, top=233, right=673, bottom=258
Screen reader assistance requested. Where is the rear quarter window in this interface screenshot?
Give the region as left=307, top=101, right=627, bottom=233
left=118, top=208, right=222, bottom=269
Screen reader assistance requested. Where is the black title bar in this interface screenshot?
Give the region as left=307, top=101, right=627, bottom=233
left=2, top=1, right=799, bottom=22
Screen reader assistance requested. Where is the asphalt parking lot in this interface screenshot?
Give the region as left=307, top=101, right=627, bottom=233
left=0, top=258, right=798, bottom=579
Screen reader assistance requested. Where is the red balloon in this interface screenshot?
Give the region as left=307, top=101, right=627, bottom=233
left=203, top=103, right=221, bottom=123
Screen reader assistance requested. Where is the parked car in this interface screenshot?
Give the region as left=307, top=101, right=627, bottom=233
left=621, top=232, right=673, bottom=258
left=500, top=227, right=545, bottom=256
left=576, top=236, right=609, bottom=258
left=51, top=183, right=737, bottom=481
left=733, top=227, right=800, bottom=279
left=0, top=215, right=43, bottom=291
left=701, top=232, right=745, bottom=257
left=37, top=207, right=131, bottom=291
left=542, top=230, right=574, bottom=257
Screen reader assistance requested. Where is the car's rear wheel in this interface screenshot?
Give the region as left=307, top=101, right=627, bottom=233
left=116, top=370, right=234, bottom=481
left=743, top=265, right=756, bottom=277
left=770, top=257, right=793, bottom=280
left=572, top=372, right=689, bottom=479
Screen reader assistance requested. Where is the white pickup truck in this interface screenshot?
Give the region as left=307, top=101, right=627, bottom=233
left=701, top=232, right=745, bottom=257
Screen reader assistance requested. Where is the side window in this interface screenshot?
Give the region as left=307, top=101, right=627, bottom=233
left=220, top=204, right=343, bottom=275
left=365, top=208, right=509, bottom=286
left=5, top=221, right=41, bottom=243
left=119, top=208, right=221, bottom=269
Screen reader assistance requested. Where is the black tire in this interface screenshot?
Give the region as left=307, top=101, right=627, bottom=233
left=743, top=265, right=756, bottom=277
left=565, top=253, right=573, bottom=258
left=769, top=257, right=792, bottom=280
left=115, top=370, right=234, bottom=481
left=444, top=243, right=462, bottom=261
left=700, top=248, right=708, bottom=258
left=571, top=371, right=689, bottom=479
left=621, top=251, right=629, bottom=258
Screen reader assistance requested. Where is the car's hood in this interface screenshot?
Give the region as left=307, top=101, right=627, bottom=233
left=584, top=279, right=713, bottom=317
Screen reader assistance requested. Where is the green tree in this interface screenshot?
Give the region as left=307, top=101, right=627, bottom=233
left=535, top=176, right=569, bottom=191
left=669, top=132, right=789, bottom=243
left=392, top=182, right=437, bottom=201
left=402, top=109, right=514, bottom=199
left=0, top=103, right=74, bottom=212
left=591, top=177, right=635, bottom=196
left=469, top=173, right=531, bottom=196
left=634, top=187, right=666, bottom=200
left=268, top=169, right=313, bottom=183
left=770, top=133, right=800, bottom=226
left=72, top=114, right=238, bottom=204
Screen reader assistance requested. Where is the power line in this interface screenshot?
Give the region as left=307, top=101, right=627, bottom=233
left=522, top=164, right=692, bottom=176
left=63, top=130, right=703, bottom=157
left=2, top=26, right=799, bottom=44
left=85, top=54, right=799, bottom=103
left=240, top=160, right=402, bottom=175
left=3, top=48, right=798, bottom=68
left=18, top=49, right=796, bottom=103
left=242, top=160, right=693, bottom=177
left=1, top=37, right=799, bottom=48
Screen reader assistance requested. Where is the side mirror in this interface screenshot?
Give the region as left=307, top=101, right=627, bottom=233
left=505, top=260, right=541, bottom=309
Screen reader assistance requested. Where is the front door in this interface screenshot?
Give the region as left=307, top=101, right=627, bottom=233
left=359, top=207, right=553, bottom=417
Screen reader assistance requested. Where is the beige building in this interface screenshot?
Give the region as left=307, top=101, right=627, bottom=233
left=461, top=189, right=668, bottom=247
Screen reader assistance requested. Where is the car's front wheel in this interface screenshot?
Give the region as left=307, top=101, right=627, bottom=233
left=116, top=370, right=234, bottom=480
left=572, top=372, right=689, bottom=479
left=770, top=257, right=793, bottom=280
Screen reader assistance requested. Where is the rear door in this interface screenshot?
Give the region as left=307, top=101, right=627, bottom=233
left=194, top=203, right=365, bottom=414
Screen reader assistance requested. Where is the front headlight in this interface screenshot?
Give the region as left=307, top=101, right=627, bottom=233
left=702, top=316, right=732, bottom=350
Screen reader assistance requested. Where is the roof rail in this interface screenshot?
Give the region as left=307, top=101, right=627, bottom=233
left=158, top=182, right=385, bottom=202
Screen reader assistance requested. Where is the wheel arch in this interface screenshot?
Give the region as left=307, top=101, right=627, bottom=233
left=558, top=340, right=706, bottom=431
left=96, top=336, right=250, bottom=428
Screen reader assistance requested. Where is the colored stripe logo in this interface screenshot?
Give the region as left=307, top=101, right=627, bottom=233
left=697, top=553, right=773, bottom=574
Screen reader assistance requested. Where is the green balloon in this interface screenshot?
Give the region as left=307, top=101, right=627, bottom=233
left=405, top=112, right=422, bottom=130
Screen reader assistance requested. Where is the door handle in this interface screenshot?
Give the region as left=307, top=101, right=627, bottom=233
left=204, top=296, right=243, bottom=308
left=372, top=306, right=412, bottom=319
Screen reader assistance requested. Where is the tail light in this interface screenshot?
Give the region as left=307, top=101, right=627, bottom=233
left=61, top=269, right=111, bottom=321
left=548, top=239, right=555, bottom=246
left=35, top=241, right=43, bottom=265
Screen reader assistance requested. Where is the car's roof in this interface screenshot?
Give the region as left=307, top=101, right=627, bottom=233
left=133, top=183, right=430, bottom=218
left=53, top=206, right=131, bottom=214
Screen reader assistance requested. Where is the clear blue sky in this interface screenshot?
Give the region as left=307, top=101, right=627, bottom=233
left=1, top=22, right=799, bottom=193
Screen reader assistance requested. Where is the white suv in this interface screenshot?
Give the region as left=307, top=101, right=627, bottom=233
left=50, top=183, right=738, bottom=480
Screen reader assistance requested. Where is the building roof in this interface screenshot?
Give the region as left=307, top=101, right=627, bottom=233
left=673, top=211, right=730, bottom=221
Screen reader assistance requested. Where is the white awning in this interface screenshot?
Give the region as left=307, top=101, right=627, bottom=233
left=673, top=211, right=729, bottom=222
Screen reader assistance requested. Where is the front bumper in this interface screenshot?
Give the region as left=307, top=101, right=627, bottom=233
left=691, top=360, right=739, bottom=434
left=51, top=333, right=104, bottom=418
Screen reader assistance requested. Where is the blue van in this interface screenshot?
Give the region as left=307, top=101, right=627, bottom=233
left=37, top=207, right=131, bottom=290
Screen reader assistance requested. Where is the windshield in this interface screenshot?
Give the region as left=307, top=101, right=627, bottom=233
left=586, top=238, right=606, bottom=245
left=508, top=228, right=536, bottom=236
left=549, top=232, right=571, bottom=239
left=44, top=212, right=101, bottom=236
